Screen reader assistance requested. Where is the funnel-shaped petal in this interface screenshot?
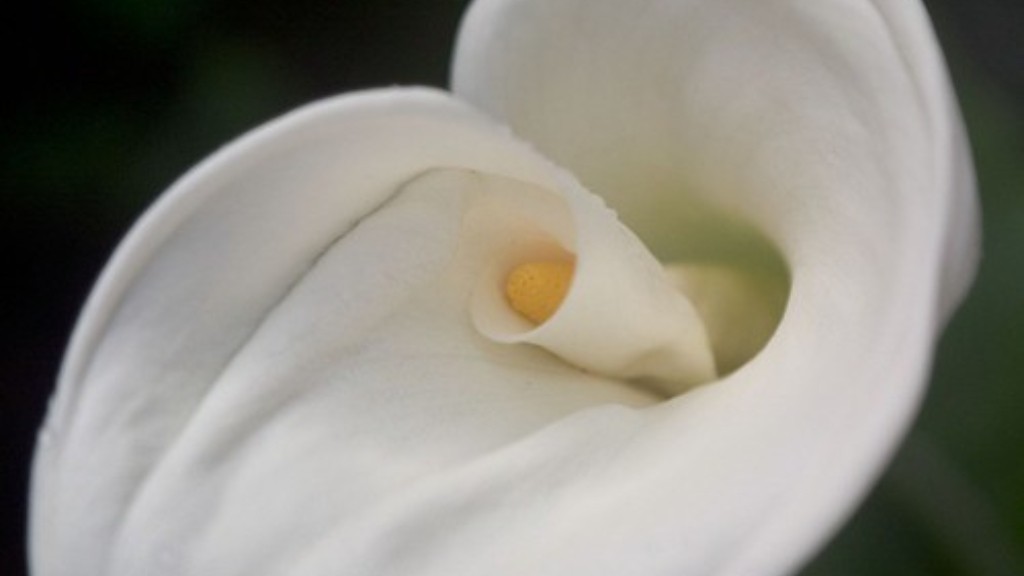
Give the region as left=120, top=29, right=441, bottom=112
left=31, top=0, right=978, bottom=575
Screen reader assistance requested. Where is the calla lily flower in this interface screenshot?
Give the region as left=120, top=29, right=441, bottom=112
left=31, top=0, right=979, bottom=575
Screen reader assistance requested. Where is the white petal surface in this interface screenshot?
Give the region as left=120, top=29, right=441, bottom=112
left=31, top=88, right=713, bottom=575
left=454, top=0, right=978, bottom=574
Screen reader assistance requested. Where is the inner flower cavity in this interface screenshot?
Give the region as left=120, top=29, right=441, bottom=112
left=402, top=167, right=785, bottom=396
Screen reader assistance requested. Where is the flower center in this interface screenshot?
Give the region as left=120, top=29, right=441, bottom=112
left=504, top=260, right=576, bottom=325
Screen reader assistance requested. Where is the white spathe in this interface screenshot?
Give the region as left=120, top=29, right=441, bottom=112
left=30, top=1, right=978, bottom=576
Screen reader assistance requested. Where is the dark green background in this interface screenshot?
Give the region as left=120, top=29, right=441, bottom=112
left=3, top=1, right=1021, bottom=574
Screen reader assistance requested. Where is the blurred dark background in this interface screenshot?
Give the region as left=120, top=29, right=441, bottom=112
left=2, top=1, right=1021, bottom=574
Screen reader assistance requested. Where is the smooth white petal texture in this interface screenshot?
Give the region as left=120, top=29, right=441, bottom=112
left=454, top=0, right=979, bottom=574
left=31, top=88, right=720, bottom=575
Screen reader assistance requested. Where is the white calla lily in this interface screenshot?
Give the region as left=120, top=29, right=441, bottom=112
left=31, top=1, right=978, bottom=576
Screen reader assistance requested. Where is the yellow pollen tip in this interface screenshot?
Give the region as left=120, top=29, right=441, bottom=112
left=504, top=260, right=575, bottom=325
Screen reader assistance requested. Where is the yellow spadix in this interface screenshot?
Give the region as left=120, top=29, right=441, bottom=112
left=504, top=260, right=575, bottom=325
